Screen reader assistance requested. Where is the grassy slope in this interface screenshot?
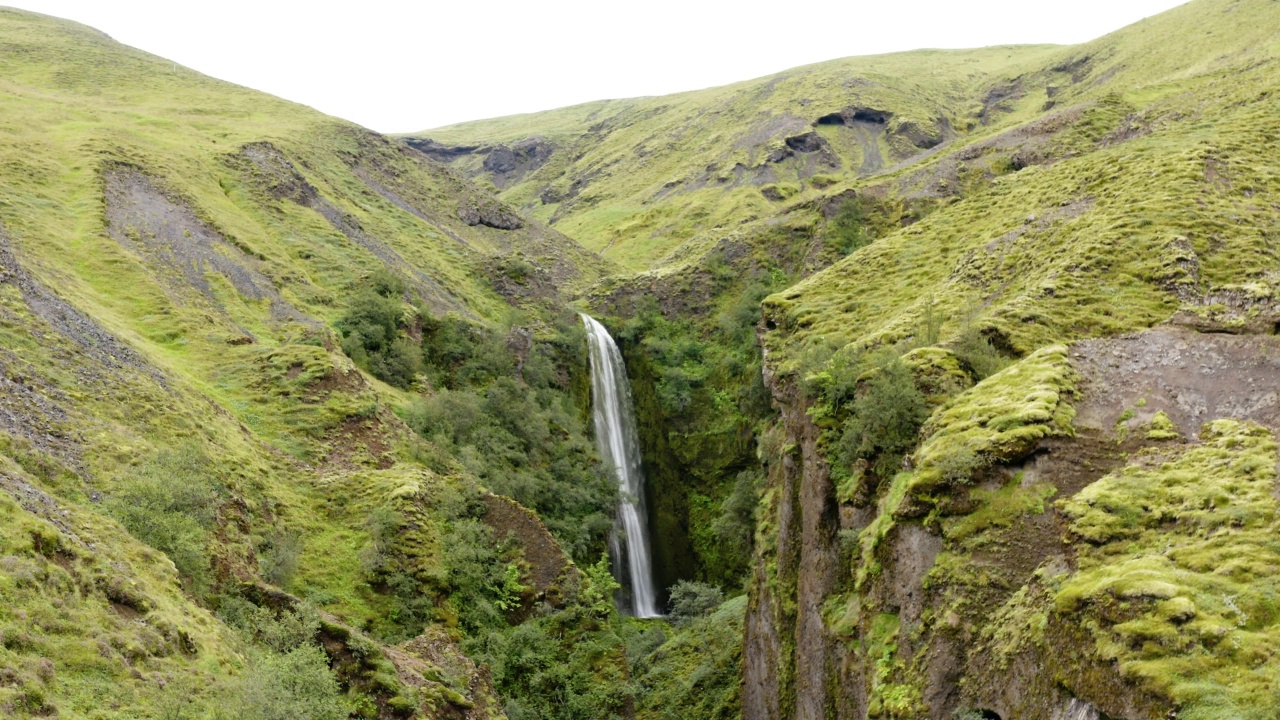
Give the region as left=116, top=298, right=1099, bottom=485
left=412, top=46, right=1061, bottom=268
left=0, top=8, right=612, bottom=718
left=748, top=0, right=1280, bottom=716
left=761, top=0, right=1280, bottom=367
left=419, top=0, right=1280, bottom=716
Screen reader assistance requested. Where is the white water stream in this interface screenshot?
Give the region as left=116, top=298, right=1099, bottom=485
left=581, top=314, right=662, bottom=618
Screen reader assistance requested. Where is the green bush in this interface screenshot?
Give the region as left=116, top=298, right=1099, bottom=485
left=216, top=597, right=320, bottom=653
left=260, top=530, right=303, bottom=587
left=357, top=506, right=401, bottom=576
left=951, top=324, right=1009, bottom=380
left=833, top=355, right=929, bottom=479
left=336, top=269, right=422, bottom=388
left=827, top=198, right=870, bottom=256
left=105, top=445, right=221, bottom=595
left=445, top=520, right=633, bottom=720
left=441, top=519, right=512, bottom=633
left=630, top=596, right=746, bottom=720
left=402, top=363, right=615, bottom=563
left=667, top=580, right=724, bottom=625
left=222, top=645, right=345, bottom=720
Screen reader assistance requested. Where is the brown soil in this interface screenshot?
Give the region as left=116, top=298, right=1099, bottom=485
left=322, top=415, right=394, bottom=470
left=481, top=493, right=574, bottom=600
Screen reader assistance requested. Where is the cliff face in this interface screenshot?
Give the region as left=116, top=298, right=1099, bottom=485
left=747, top=327, right=1280, bottom=720
left=744, top=362, right=844, bottom=720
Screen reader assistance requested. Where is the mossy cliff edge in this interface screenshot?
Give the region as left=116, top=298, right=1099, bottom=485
left=734, top=0, right=1280, bottom=715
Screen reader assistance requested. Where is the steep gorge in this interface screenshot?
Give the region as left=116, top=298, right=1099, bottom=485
left=453, top=1, right=1280, bottom=717
left=3, top=0, right=1280, bottom=718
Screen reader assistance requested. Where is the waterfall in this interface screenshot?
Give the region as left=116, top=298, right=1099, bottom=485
left=581, top=314, right=662, bottom=618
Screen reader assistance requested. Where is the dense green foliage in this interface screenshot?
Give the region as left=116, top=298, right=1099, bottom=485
left=390, top=309, right=617, bottom=562
left=826, top=198, right=871, bottom=256
left=336, top=270, right=424, bottom=389
left=630, top=596, right=746, bottom=720
left=706, top=469, right=761, bottom=585
left=442, top=501, right=635, bottom=720
left=599, top=269, right=779, bottom=596
left=104, top=446, right=224, bottom=598
left=666, top=581, right=725, bottom=626
left=831, top=354, right=929, bottom=480
left=211, top=602, right=345, bottom=720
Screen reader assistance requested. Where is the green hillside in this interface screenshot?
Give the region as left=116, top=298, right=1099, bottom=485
left=0, top=8, right=635, bottom=720
left=412, top=0, right=1280, bottom=274
left=411, top=44, right=1061, bottom=269
left=5, top=0, right=1280, bottom=719
left=416, top=0, right=1280, bottom=718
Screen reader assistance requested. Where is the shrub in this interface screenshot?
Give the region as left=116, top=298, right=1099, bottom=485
left=827, top=198, right=870, bottom=255
left=336, top=270, right=422, bottom=388
left=217, top=597, right=320, bottom=654
left=580, top=554, right=621, bottom=620
left=401, top=362, right=615, bottom=564
left=358, top=507, right=402, bottom=576
left=442, top=519, right=511, bottom=633
left=952, top=324, right=1009, bottom=380
left=260, top=530, right=303, bottom=587
left=834, top=355, right=929, bottom=479
left=667, top=581, right=724, bottom=625
left=105, top=445, right=220, bottom=594
left=224, top=645, right=345, bottom=720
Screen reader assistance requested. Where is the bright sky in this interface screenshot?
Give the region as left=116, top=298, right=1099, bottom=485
left=8, top=0, right=1189, bottom=133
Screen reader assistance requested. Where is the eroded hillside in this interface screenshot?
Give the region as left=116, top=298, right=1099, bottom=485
left=0, top=8, right=643, bottom=719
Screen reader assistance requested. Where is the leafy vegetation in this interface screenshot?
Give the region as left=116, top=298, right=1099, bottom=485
left=396, top=309, right=617, bottom=562
left=666, top=581, right=725, bottom=626
left=4, top=0, right=1280, bottom=717
left=104, top=445, right=224, bottom=599
left=826, top=198, right=871, bottom=256
left=830, top=353, right=929, bottom=481
left=630, top=596, right=746, bottom=720
left=336, top=270, right=424, bottom=389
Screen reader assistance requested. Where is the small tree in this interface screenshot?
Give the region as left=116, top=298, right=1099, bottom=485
left=106, top=445, right=220, bottom=595
left=226, top=645, right=345, bottom=720
left=580, top=554, right=621, bottom=619
left=835, top=355, right=928, bottom=479
left=667, top=580, right=723, bottom=625
left=827, top=198, right=870, bottom=256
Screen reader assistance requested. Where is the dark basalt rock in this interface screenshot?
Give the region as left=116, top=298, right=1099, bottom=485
left=457, top=200, right=523, bottom=230
left=402, top=137, right=481, bottom=162
left=483, top=145, right=518, bottom=174
left=813, top=106, right=893, bottom=126
left=784, top=132, right=826, bottom=153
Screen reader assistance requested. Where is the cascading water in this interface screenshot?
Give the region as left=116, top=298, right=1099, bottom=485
left=581, top=314, right=662, bottom=618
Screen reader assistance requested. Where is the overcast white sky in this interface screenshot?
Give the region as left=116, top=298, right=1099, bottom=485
left=8, top=0, right=1188, bottom=133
